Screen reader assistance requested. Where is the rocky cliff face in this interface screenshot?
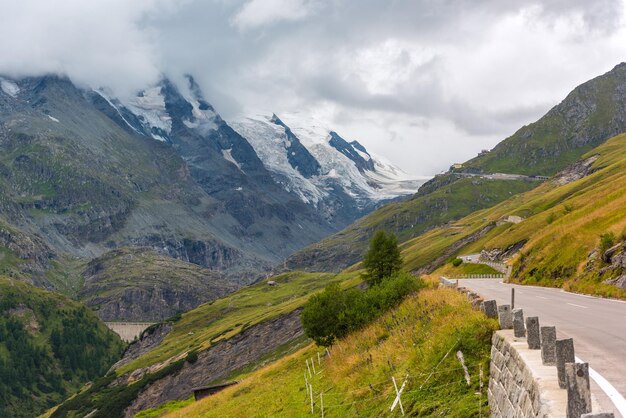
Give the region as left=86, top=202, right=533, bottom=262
left=0, top=222, right=54, bottom=283
left=0, top=73, right=419, bottom=311
left=270, top=114, right=321, bottom=178
left=79, top=248, right=239, bottom=321
left=582, top=241, right=626, bottom=289
left=122, top=309, right=304, bottom=416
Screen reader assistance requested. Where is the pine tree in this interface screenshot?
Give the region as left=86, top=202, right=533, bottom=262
left=362, top=230, right=403, bottom=286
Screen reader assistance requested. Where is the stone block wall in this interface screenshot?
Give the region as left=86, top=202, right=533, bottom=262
left=488, top=330, right=568, bottom=417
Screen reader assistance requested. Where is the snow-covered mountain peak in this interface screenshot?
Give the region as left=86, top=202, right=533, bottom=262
left=230, top=112, right=426, bottom=209
left=93, top=75, right=424, bottom=219
left=95, top=76, right=224, bottom=142
left=175, top=75, right=219, bottom=132
left=0, top=77, right=20, bottom=98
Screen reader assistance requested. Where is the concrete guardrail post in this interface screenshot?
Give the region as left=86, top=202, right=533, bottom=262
left=482, top=300, right=498, bottom=319
left=526, top=317, right=540, bottom=349
left=512, top=308, right=525, bottom=338
left=498, top=305, right=512, bottom=329
left=540, top=326, right=557, bottom=366
left=565, top=362, right=592, bottom=418
left=556, top=338, right=575, bottom=389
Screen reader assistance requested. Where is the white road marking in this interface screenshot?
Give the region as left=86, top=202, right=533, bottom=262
left=576, top=356, right=626, bottom=417
left=536, top=296, right=549, bottom=300
left=567, top=303, right=588, bottom=309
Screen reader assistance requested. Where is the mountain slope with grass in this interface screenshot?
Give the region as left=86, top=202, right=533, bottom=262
left=0, top=277, right=124, bottom=418
left=46, top=134, right=626, bottom=417
left=396, top=133, right=626, bottom=298
left=45, top=271, right=362, bottom=417
left=143, top=286, right=497, bottom=417
left=463, top=62, right=626, bottom=176
left=288, top=62, right=626, bottom=273
left=287, top=177, right=537, bottom=272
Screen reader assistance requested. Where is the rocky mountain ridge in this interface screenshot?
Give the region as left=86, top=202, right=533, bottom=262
left=0, top=73, right=420, bottom=320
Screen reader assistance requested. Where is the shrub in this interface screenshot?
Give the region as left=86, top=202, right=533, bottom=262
left=451, top=258, right=463, bottom=267
left=600, top=232, right=616, bottom=254
left=301, top=273, right=424, bottom=346
left=563, top=203, right=574, bottom=213
left=186, top=351, right=198, bottom=364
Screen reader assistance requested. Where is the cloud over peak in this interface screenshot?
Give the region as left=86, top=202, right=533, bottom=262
left=231, top=0, right=321, bottom=30
left=1, top=0, right=625, bottom=175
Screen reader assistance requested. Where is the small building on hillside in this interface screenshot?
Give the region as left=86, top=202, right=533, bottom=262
left=193, top=382, right=239, bottom=401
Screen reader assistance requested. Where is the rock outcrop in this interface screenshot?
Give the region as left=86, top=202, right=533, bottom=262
left=600, top=242, right=626, bottom=289
left=552, top=155, right=599, bottom=186
left=79, top=248, right=239, bottom=321
left=122, top=309, right=304, bottom=416
left=114, top=322, right=174, bottom=369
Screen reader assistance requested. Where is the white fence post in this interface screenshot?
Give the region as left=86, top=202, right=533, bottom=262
left=390, top=375, right=408, bottom=416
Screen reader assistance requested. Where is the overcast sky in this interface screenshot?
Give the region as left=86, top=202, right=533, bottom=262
left=1, top=0, right=626, bottom=175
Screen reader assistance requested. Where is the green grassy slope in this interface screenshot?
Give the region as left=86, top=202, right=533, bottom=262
left=0, top=277, right=124, bottom=418
left=47, top=271, right=361, bottom=417
left=397, top=134, right=626, bottom=298
left=157, top=287, right=497, bottom=417
left=116, top=271, right=358, bottom=375
left=287, top=178, right=537, bottom=272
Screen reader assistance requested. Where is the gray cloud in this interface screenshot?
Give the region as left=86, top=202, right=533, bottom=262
left=1, top=0, right=625, bottom=174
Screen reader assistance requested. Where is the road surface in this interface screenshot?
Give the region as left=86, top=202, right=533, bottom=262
left=458, top=279, right=626, bottom=417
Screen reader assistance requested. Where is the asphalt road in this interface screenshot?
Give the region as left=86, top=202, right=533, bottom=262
left=458, top=279, right=626, bottom=417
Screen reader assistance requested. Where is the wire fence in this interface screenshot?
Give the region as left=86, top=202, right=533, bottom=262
left=300, top=340, right=488, bottom=417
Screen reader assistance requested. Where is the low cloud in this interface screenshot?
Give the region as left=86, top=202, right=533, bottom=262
left=231, top=0, right=321, bottom=31
left=1, top=0, right=625, bottom=174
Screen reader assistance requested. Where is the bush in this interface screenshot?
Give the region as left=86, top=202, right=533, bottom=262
left=186, top=351, right=198, bottom=364
left=451, top=258, right=463, bottom=267
left=362, top=231, right=403, bottom=286
left=301, top=273, right=424, bottom=346
left=600, top=232, right=616, bottom=253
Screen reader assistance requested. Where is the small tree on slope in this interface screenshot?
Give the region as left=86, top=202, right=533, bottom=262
left=362, top=230, right=403, bottom=286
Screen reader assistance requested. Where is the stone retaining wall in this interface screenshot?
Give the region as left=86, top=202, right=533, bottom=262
left=439, top=277, right=614, bottom=418
left=489, top=330, right=566, bottom=417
